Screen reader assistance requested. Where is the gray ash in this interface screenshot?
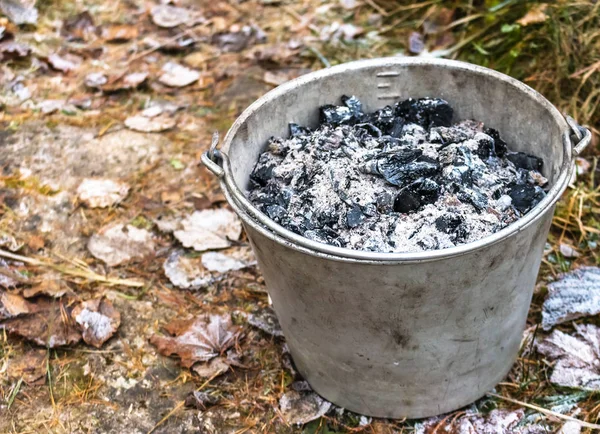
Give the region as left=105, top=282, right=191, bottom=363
left=248, top=96, right=547, bottom=253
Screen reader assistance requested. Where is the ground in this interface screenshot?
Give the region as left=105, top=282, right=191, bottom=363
left=0, top=0, right=599, bottom=433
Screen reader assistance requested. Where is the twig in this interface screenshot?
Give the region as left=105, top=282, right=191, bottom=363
left=363, top=0, right=389, bottom=16
left=0, top=249, right=144, bottom=288
left=487, top=392, right=600, bottom=429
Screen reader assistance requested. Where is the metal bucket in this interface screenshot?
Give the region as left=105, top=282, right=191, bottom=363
left=202, top=58, right=590, bottom=418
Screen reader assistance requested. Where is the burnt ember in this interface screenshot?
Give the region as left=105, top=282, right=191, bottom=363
left=248, top=96, right=548, bottom=253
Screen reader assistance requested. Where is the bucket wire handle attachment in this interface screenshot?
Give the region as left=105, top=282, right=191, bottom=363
left=564, top=115, right=591, bottom=157
left=201, top=131, right=225, bottom=178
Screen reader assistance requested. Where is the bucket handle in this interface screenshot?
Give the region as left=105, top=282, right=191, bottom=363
left=564, top=115, right=591, bottom=157
left=201, top=132, right=225, bottom=178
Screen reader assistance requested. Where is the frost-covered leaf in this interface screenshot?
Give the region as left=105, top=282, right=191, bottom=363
left=0, top=0, right=38, bottom=25
left=246, top=308, right=283, bottom=337
left=542, top=267, right=600, bottom=330
left=173, top=209, right=242, bottom=251
left=163, top=249, right=212, bottom=290
left=201, top=251, right=249, bottom=273
left=150, top=313, right=241, bottom=369
left=87, top=223, right=155, bottom=266
left=159, top=62, right=200, bottom=87
left=537, top=324, right=600, bottom=389
left=279, top=390, right=331, bottom=425
left=558, top=421, right=582, bottom=434
left=46, top=53, right=78, bottom=72
left=124, top=114, right=176, bottom=133
left=72, top=297, right=120, bottom=348
left=77, top=178, right=130, bottom=208
left=415, top=409, right=548, bottom=434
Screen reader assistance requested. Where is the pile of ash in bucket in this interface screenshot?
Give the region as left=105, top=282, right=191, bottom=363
left=248, top=96, right=547, bottom=253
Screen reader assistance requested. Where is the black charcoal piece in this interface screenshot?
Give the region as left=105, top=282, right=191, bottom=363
left=395, top=98, right=453, bottom=128
left=435, top=214, right=463, bottom=234
left=248, top=95, right=547, bottom=253
left=347, top=204, right=366, bottom=228
left=484, top=127, right=508, bottom=157
left=506, top=151, right=544, bottom=172
left=507, top=184, right=545, bottom=213
left=393, top=178, right=440, bottom=213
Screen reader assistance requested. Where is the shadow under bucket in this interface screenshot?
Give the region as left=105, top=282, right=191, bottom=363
left=202, top=58, right=590, bottom=418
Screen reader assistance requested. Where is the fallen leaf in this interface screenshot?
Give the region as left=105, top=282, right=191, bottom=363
left=517, top=4, right=548, bottom=26
left=72, top=297, right=120, bottom=348
left=0, top=258, right=27, bottom=289
left=61, top=11, right=96, bottom=41
left=0, top=39, right=30, bottom=60
left=542, top=267, right=600, bottom=330
left=7, top=348, right=46, bottom=384
left=173, top=209, right=242, bottom=251
left=0, top=0, right=37, bottom=25
left=559, top=421, right=582, bottom=434
left=201, top=251, right=250, bottom=273
left=184, top=390, right=219, bottom=409
left=87, top=223, right=155, bottom=267
left=0, top=232, right=21, bottom=251
left=150, top=313, right=241, bottom=369
left=212, top=25, right=266, bottom=53
left=159, top=61, right=200, bottom=87
left=415, top=409, right=546, bottom=434
left=0, top=291, right=35, bottom=319
left=84, top=72, right=108, bottom=88
left=124, top=114, right=176, bottom=133
left=263, top=69, right=304, bottom=86
left=279, top=390, right=332, bottom=425
left=98, top=71, right=149, bottom=92
left=537, top=323, right=600, bottom=389
left=23, top=276, right=70, bottom=298
left=0, top=297, right=81, bottom=347
left=46, top=53, right=78, bottom=72
left=163, top=249, right=213, bottom=290
left=191, top=357, right=230, bottom=378
left=34, top=99, right=65, bottom=115
left=246, top=308, right=284, bottom=337
left=559, top=243, right=580, bottom=258
left=26, top=234, right=44, bottom=250
left=101, top=24, right=138, bottom=42
left=150, top=5, right=203, bottom=28
left=77, top=178, right=130, bottom=208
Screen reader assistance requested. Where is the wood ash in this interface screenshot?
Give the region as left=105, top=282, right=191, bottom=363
left=248, top=96, right=547, bottom=253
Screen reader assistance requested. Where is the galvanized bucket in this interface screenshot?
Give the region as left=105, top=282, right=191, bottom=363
left=202, top=58, right=590, bottom=419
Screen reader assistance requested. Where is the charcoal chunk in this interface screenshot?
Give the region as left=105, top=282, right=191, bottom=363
left=250, top=154, right=278, bottom=187
left=346, top=204, right=366, bottom=228
left=289, top=123, right=311, bottom=137
left=508, top=184, right=545, bottom=213
left=474, top=133, right=495, bottom=159
left=265, top=204, right=287, bottom=222
left=393, top=178, right=440, bottom=213
left=319, top=105, right=354, bottom=125
left=506, top=151, right=544, bottom=172
left=395, top=98, right=453, bottom=128
left=435, top=214, right=463, bottom=233
left=389, top=118, right=405, bottom=138
left=380, top=158, right=440, bottom=187
left=457, top=187, right=488, bottom=212
left=484, top=127, right=508, bottom=157
left=342, top=95, right=363, bottom=117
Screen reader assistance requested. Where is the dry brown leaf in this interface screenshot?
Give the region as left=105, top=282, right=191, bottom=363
left=102, top=24, right=138, bottom=42
left=0, top=291, right=36, bottom=319
left=191, top=357, right=230, bottom=378
left=26, top=235, right=45, bottom=251
left=71, top=297, right=120, bottom=348
left=0, top=39, right=30, bottom=60
left=23, top=277, right=70, bottom=298
left=150, top=313, right=241, bottom=368
left=87, top=223, right=155, bottom=267
left=517, top=4, right=548, bottom=26
left=61, top=11, right=97, bottom=41
left=0, top=297, right=81, bottom=348
left=7, top=348, right=46, bottom=384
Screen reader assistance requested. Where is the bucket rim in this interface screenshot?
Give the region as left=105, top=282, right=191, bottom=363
left=219, top=57, right=574, bottom=263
